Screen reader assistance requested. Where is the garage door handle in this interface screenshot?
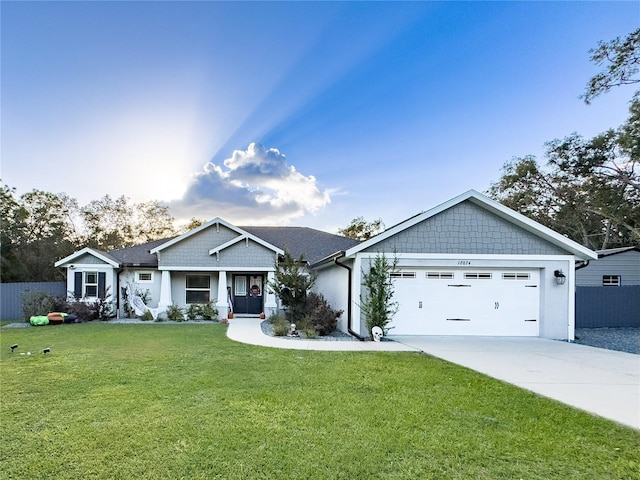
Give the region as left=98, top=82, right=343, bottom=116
left=447, top=318, right=471, bottom=322
left=524, top=319, right=537, bottom=322
left=448, top=284, right=471, bottom=287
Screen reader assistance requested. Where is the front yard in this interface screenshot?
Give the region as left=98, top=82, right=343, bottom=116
left=1, top=323, right=638, bottom=479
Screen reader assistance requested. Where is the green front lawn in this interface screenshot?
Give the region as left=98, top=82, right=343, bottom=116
left=1, top=323, right=638, bottom=479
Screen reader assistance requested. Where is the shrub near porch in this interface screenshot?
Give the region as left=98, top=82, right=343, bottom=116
left=1, top=323, right=638, bottom=479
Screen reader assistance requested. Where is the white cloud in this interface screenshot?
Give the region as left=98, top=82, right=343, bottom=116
left=169, top=143, right=331, bottom=224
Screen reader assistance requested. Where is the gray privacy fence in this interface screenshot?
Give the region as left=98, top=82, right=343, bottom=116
left=0, top=282, right=67, bottom=321
left=576, top=286, right=640, bottom=328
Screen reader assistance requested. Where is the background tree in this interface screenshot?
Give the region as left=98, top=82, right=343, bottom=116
left=490, top=29, right=640, bottom=250
left=581, top=28, right=639, bottom=104
left=81, top=195, right=176, bottom=251
left=338, top=217, right=384, bottom=240
left=0, top=187, right=80, bottom=281
left=1, top=186, right=180, bottom=282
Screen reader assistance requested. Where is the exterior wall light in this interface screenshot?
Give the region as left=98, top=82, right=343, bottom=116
left=554, top=269, right=566, bottom=285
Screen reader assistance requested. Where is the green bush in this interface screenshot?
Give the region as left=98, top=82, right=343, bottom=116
left=300, top=323, right=318, bottom=339
left=199, top=301, right=218, bottom=320
left=140, top=310, right=154, bottom=321
left=165, top=304, right=184, bottom=322
left=269, top=314, right=290, bottom=336
left=186, top=302, right=218, bottom=321
left=21, top=290, right=56, bottom=321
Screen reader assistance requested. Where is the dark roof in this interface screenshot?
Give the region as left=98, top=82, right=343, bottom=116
left=596, top=246, right=640, bottom=258
left=108, top=238, right=175, bottom=267
left=241, top=226, right=360, bottom=264
left=104, top=229, right=359, bottom=267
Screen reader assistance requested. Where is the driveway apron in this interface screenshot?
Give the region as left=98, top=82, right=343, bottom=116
left=389, top=336, right=640, bottom=430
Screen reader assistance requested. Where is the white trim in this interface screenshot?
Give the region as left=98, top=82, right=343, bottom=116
left=354, top=253, right=578, bottom=261
left=209, top=235, right=247, bottom=256
left=344, top=190, right=597, bottom=260
left=136, top=271, right=154, bottom=283
left=55, top=247, right=120, bottom=268
left=158, top=266, right=277, bottom=272
left=150, top=217, right=284, bottom=256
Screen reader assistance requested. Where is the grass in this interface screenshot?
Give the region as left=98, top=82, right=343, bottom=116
left=1, top=323, right=639, bottom=480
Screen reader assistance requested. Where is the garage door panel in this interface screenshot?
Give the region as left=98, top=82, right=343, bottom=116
left=391, top=268, right=539, bottom=336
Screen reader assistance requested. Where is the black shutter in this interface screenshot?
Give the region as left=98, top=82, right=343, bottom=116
left=98, top=272, right=106, bottom=299
left=74, top=272, right=83, bottom=299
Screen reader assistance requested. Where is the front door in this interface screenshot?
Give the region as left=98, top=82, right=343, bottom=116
left=232, top=274, right=264, bottom=315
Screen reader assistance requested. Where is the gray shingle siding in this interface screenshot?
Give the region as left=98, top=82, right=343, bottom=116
left=75, top=253, right=109, bottom=265
left=214, top=241, right=277, bottom=268
left=576, top=250, right=640, bottom=286
left=157, top=225, right=238, bottom=267
left=364, top=201, right=567, bottom=255
left=157, top=225, right=276, bottom=268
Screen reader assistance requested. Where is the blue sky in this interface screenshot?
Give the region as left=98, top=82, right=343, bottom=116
left=2, top=1, right=638, bottom=232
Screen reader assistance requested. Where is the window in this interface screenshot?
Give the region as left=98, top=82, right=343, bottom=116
left=84, top=272, right=98, bottom=297
left=390, top=272, right=416, bottom=279
left=603, top=275, right=621, bottom=286
left=186, top=275, right=210, bottom=303
left=137, top=272, right=153, bottom=283
left=427, top=272, right=454, bottom=279
left=502, top=273, right=530, bottom=280
left=464, top=272, right=492, bottom=280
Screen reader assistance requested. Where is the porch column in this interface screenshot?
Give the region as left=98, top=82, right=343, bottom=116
left=158, top=270, right=172, bottom=308
left=265, top=271, right=277, bottom=317
left=216, top=271, right=230, bottom=319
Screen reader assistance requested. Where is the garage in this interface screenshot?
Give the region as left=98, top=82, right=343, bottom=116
left=391, top=268, right=540, bottom=336
left=316, top=190, right=598, bottom=340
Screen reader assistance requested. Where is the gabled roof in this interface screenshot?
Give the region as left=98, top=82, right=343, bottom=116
left=344, top=190, right=598, bottom=260
left=596, top=246, right=640, bottom=258
left=241, top=226, right=360, bottom=264
left=149, top=217, right=283, bottom=256
left=55, top=247, right=121, bottom=268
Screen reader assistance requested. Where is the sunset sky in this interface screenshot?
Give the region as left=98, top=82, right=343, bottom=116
left=2, top=1, right=637, bottom=232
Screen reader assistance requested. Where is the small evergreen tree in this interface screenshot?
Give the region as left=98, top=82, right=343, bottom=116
left=268, top=252, right=315, bottom=322
left=360, top=252, right=398, bottom=339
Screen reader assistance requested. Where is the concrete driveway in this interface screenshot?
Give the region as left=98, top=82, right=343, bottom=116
left=389, top=335, right=640, bottom=430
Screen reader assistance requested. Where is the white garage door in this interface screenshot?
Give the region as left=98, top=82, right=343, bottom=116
left=391, top=269, right=540, bottom=336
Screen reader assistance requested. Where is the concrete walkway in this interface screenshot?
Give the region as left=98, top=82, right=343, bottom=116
left=227, top=318, right=640, bottom=429
left=226, top=317, right=418, bottom=352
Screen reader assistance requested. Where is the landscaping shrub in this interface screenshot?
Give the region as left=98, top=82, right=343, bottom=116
left=269, top=314, right=289, bottom=336
left=66, top=301, right=97, bottom=322
left=186, top=302, right=218, bottom=320
left=300, top=292, right=342, bottom=336
left=140, top=310, right=154, bottom=321
left=165, top=304, right=184, bottom=321
left=21, top=290, right=56, bottom=321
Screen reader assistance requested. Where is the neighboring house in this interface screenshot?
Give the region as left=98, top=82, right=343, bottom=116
left=575, top=246, right=640, bottom=328
left=55, top=190, right=597, bottom=339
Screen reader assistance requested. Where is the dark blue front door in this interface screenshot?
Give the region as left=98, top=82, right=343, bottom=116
left=232, top=274, right=263, bottom=314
